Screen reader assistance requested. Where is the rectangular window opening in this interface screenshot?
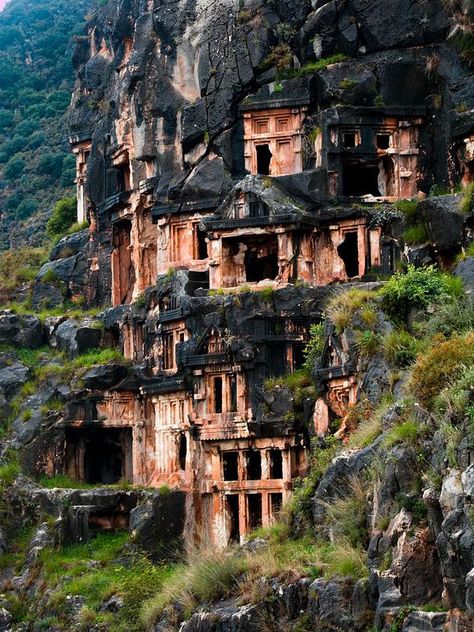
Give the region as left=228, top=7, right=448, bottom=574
left=223, top=451, right=239, bottom=481
left=269, top=450, right=283, bottom=479
left=245, top=450, right=262, bottom=480
left=247, top=493, right=262, bottom=531
left=214, top=376, right=223, bottom=413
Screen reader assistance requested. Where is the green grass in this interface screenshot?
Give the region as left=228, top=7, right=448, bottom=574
left=459, top=182, right=474, bottom=214
left=383, top=419, right=420, bottom=448
left=279, top=54, right=348, bottom=79
left=33, top=532, right=177, bottom=631
left=402, top=223, right=429, bottom=245
left=38, top=474, right=95, bottom=489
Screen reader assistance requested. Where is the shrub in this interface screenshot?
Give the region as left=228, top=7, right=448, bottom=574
left=355, top=330, right=380, bottom=357
left=378, top=265, right=463, bottom=322
left=394, top=198, right=418, bottom=222
left=4, top=156, right=26, bottom=180
left=303, top=323, right=325, bottom=370
left=46, top=196, right=77, bottom=238
left=402, top=223, right=429, bottom=245
left=321, top=477, right=368, bottom=547
left=382, top=329, right=420, bottom=367
left=325, top=288, right=376, bottom=332
left=415, top=298, right=474, bottom=338
left=15, top=198, right=39, bottom=220
left=410, top=332, right=474, bottom=408
left=459, top=182, right=474, bottom=214
left=434, top=365, right=474, bottom=422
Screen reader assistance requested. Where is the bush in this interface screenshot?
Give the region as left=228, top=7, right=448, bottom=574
left=402, top=224, right=429, bottom=245
left=382, top=329, right=420, bottom=367
left=15, top=198, right=39, bottom=220
left=303, top=323, right=325, bottom=370
left=415, top=298, right=474, bottom=338
left=459, top=182, right=474, bottom=214
left=3, top=156, right=26, bottom=180
left=378, top=265, right=463, bottom=322
left=410, top=332, right=474, bottom=408
left=46, top=196, right=77, bottom=238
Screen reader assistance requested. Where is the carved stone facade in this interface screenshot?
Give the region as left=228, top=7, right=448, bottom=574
left=66, top=32, right=436, bottom=544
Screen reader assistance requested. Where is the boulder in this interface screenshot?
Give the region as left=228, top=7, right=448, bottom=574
left=418, top=195, right=465, bottom=252
left=0, top=608, right=12, bottom=632
left=0, top=312, right=44, bottom=349
left=49, top=229, right=89, bottom=261
left=0, top=356, right=29, bottom=399
left=130, top=490, right=186, bottom=561
left=401, top=610, right=448, bottom=632
left=454, top=256, right=474, bottom=297
left=82, top=364, right=128, bottom=389
left=54, top=319, right=103, bottom=357
left=466, top=567, right=474, bottom=614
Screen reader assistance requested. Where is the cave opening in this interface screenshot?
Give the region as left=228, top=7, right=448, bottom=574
left=245, top=450, right=262, bottom=480
left=343, top=162, right=380, bottom=197
left=256, top=144, right=272, bottom=175
left=337, top=231, right=360, bottom=278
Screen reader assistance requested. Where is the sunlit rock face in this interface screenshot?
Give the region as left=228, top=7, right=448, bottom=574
left=59, top=0, right=474, bottom=550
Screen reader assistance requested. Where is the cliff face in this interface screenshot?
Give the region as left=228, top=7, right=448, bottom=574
left=0, top=1, right=474, bottom=631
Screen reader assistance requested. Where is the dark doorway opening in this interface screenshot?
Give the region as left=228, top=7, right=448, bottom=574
left=179, top=434, right=187, bottom=470
left=214, top=376, right=223, bottom=413
left=337, top=231, right=360, bottom=278
left=196, top=227, right=208, bottom=260
left=256, top=144, right=272, bottom=175
left=269, top=450, right=283, bottom=479
left=292, top=344, right=305, bottom=370
left=376, top=134, right=391, bottom=150
left=84, top=438, right=123, bottom=484
left=247, top=493, right=262, bottom=530
left=270, top=493, right=283, bottom=517
left=244, top=238, right=278, bottom=282
left=343, top=132, right=357, bottom=149
left=268, top=343, right=286, bottom=378
left=223, top=451, right=239, bottom=481
left=245, top=451, right=262, bottom=480
left=343, top=163, right=380, bottom=197
left=226, top=494, right=240, bottom=543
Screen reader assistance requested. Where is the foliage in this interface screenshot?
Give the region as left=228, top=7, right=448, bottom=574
left=382, top=329, right=421, bottom=367
left=0, top=246, right=48, bottom=294
left=45, top=196, right=77, bottom=239
left=402, top=223, right=429, bottom=245
left=355, top=330, right=380, bottom=357
left=394, top=198, right=418, bottom=222
left=414, top=297, right=474, bottom=338
left=321, top=477, right=368, bottom=548
left=38, top=474, right=95, bottom=489
left=325, top=288, right=376, bottom=332
left=409, top=332, right=474, bottom=408
left=303, top=323, right=325, bottom=370
left=459, top=182, right=474, bottom=214
left=279, top=54, right=348, bottom=79
left=378, top=265, right=463, bottom=322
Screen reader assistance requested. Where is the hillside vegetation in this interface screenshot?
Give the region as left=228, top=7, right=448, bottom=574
left=0, top=0, right=95, bottom=249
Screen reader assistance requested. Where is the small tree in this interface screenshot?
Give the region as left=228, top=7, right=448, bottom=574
left=46, top=196, right=77, bottom=239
